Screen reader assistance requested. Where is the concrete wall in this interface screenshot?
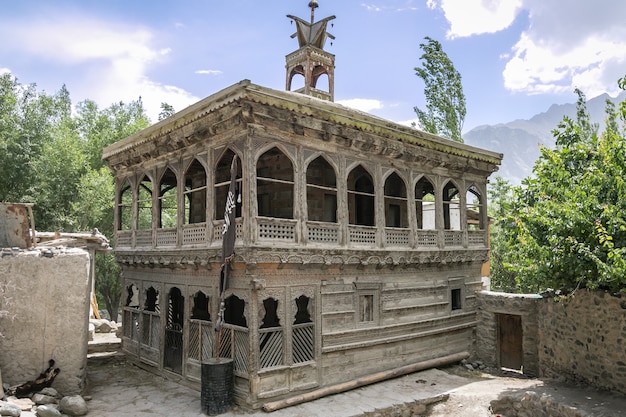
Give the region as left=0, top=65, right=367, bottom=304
left=0, top=247, right=91, bottom=395
left=476, top=290, right=626, bottom=395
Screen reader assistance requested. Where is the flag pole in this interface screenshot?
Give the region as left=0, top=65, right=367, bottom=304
left=214, top=154, right=238, bottom=358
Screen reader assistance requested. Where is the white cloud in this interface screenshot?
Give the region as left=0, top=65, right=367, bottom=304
left=0, top=14, right=198, bottom=122
left=428, top=0, right=523, bottom=38
left=195, top=69, right=223, bottom=76
left=336, top=98, right=383, bottom=113
left=431, top=0, right=626, bottom=98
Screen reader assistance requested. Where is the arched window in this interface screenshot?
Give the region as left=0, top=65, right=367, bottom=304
left=257, top=147, right=294, bottom=219
left=466, top=185, right=484, bottom=230
left=384, top=172, right=408, bottom=228
left=306, top=156, right=337, bottom=222
left=224, top=295, right=247, bottom=327
left=117, top=179, right=132, bottom=231
left=347, top=165, right=375, bottom=226
left=287, top=66, right=305, bottom=92
left=311, top=68, right=329, bottom=91
left=191, top=291, right=211, bottom=321
left=144, top=286, right=160, bottom=312
left=443, top=181, right=461, bottom=230
left=215, top=149, right=242, bottom=220
left=415, top=177, right=435, bottom=230
left=137, top=175, right=152, bottom=230
left=158, top=168, right=177, bottom=229
left=184, top=159, right=207, bottom=224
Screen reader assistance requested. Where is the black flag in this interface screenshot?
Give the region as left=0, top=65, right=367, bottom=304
left=216, top=154, right=238, bottom=332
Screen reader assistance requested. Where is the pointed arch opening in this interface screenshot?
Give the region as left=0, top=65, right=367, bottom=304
left=415, top=177, right=435, bottom=230
left=466, top=185, right=484, bottom=230
left=257, top=147, right=294, bottom=219
left=306, top=156, right=337, bottom=222
left=184, top=159, right=207, bottom=224
left=215, top=149, right=242, bottom=220
left=158, top=168, right=177, bottom=229
left=443, top=181, right=461, bottom=230
left=137, top=175, right=152, bottom=230
left=347, top=165, right=375, bottom=226
left=117, top=179, right=132, bottom=231
left=384, top=172, right=408, bottom=228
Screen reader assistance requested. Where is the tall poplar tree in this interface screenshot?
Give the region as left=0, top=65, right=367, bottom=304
left=414, top=36, right=466, bottom=143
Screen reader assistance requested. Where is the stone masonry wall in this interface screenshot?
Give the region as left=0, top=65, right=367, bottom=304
left=538, top=289, right=626, bottom=395
left=475, top=291, right=541, bottom=376
left=476, top=290, right=626, bottom=396
left=0, top=247, right=91, bottom=395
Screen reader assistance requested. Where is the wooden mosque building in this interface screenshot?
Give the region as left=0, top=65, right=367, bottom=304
left=102, top=1, right=502, bottom=410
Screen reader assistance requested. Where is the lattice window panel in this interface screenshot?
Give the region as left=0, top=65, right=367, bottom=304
left=416, top=231, right=438, bottom=247
left=386, top=229, right=410, bottom=246
left=292, top=323, right=314, bottom=364
left=212, top=221, right=243, bottom=241
left=189, top=320, right=213, bottom=362
left=123, top=310, right=141, bottom=342
left=307, top=224, right=339, bottom=244
left=217, top=325, right=249, bottom=375
left=444, top=231, right=463, bottom=247
left=259, top=328, right=284, bottom=369
left=468, top=231, right=486, bottom=246
left=135, top=230, right=152, bottom=247
left=156, top=229, right=177, bottom=246
left=348, top=227, right=376, bottom=244
left=258, top=222, right=295, bottom=241
left=116, top=231, right=132, bottom=247
left=141, top=312, right=160, bottom=349
left=183, top=224, right=207, bottom=245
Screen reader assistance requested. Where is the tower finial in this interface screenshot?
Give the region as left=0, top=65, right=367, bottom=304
left=308, top=0, right=319, bottom=23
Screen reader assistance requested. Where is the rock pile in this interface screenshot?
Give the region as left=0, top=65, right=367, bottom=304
left=0, top=387, right=88, bottom=417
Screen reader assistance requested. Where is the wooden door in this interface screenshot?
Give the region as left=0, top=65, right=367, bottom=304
left=497, top=313, right=523, bottom=370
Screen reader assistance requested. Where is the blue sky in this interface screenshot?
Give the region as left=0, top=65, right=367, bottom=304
left=2, top=0, right=625, bottom=133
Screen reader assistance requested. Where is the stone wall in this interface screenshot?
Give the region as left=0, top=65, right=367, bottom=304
left=476, top=290, right=626, bottom=396
left=0, top=247, right=90, bottom=395
left=538, top=290, right=626, bottom=394
left=475, top=291, right=541, bottom=376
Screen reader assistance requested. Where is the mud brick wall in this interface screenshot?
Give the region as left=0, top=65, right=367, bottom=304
left=0, top=247, right=91, bottom=395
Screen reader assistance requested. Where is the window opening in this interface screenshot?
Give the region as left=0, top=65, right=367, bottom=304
left=118, top=179, right=132, bottom=231
left=415, top=177, right=435, bottom=230
left=384, top=173, right=408, bottom=228
left=164, top=287, right=184, bottom=373
left=191, top=291, right=211, bottom=321
left=260, top=298, right=283, bottom=368
left=359, top=294, right=374, bottom=322
left=306, top=156, right=337, bottom=222
left=347, top=165, right=375, bottom=226
left=256, top=147, right=294, bottom=219
left=451, top=288, right=462, bottom=310
left=144, top=286, right=160, bottom=312
left=215, top=149, right=242, bottom=220
left=126, top=283, right=140, bottom=308
left=443, top=181, right=461, bottom=230
left=466, top=185, right=483, bottom=230
left=137, top=175, right=152, bottom=230
left=224, top=295, right=247, bottom=327
left=158, top=168, right=177, bottom=229
left=184, top=159, right=207, bottom=224
left=293, top=295, right=314, bottom=364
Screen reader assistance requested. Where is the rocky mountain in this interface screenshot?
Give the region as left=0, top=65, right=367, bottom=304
left=464, top=91, right=626, bottom=184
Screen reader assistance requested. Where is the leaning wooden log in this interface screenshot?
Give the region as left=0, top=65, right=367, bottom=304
left=262, top=351, right=469, bottom=412
left=5, top=359, right=60, bottom=398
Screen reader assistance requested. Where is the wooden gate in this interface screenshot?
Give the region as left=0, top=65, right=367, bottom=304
left=497, top=313, right=523, bottom=370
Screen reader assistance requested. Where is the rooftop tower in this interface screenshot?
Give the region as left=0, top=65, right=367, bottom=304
left=286, top=1, right=336, bottom=101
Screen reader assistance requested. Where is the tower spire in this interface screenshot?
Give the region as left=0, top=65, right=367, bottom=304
left=286, top=1, right=336, bottom=101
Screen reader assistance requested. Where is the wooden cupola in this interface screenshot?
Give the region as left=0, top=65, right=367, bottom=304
left=286, top=1, right=336, bottom=101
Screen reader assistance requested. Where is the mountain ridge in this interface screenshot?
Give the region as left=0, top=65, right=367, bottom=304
left=464, top=91, right=626, bottom=184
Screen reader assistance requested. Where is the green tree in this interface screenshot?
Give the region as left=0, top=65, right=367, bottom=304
left=489, top=84, right=626, bottom=294
left=414, top=36, right=466, bottom=143
left=158, top=102, right=175, bottom=121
